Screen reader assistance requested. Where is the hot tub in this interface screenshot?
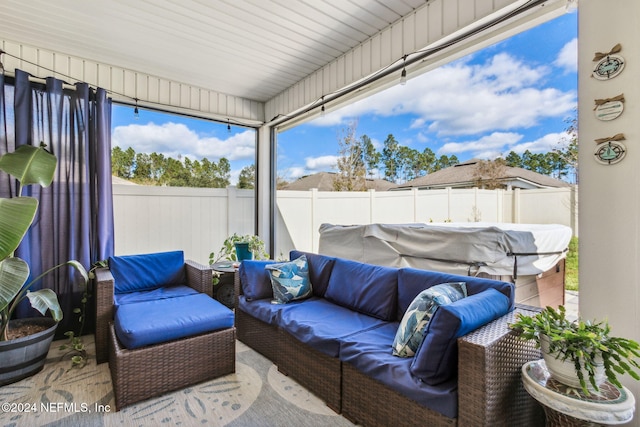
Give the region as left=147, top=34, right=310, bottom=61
left=318, top=222, right=573, bottom=308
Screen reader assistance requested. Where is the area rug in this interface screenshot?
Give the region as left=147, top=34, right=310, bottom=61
left=0, top=336, right=354, bottom=427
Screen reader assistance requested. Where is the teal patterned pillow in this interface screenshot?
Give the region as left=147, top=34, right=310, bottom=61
left=392, top=282, right=467, bottom=357
left=265, top=255, right=313, bottom=304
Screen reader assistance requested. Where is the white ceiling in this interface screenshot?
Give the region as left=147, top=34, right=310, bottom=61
left=0, top=0, right=427, bottom=103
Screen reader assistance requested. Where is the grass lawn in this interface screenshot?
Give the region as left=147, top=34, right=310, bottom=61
left=565, top=236, right=578, bottom=291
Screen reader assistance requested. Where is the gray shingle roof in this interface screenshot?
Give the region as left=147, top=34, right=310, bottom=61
left=282, top=172, right=395, bottom=191
left=392, top=159, right=571, bottom=190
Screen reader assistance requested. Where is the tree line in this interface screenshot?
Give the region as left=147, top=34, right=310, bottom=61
left=113, top=114, right=577, bottom=191
left=333, top=121, right=460, bottom=191
left=333, top=117, right=577, bottom=191
left=111, top=146, right=255, bottom=188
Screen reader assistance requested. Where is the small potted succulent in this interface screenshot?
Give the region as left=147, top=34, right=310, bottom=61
left=510, top=305, right=640, bottom=395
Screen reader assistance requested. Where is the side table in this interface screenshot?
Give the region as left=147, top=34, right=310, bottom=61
left=522, top=359, right=635, bottom=426
left=211, top=262, right=238, bottom=309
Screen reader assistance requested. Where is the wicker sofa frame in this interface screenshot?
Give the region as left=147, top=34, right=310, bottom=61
left=95, top=260, right=236, bottom=410
left=234, top=272, right=545, bottom=426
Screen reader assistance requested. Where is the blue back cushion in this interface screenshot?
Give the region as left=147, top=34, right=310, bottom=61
left=410, top=288, right=511, bottom=384
left=290, top=250, right=336, bottom=297
left=397, top=268, right=514, bottom=320
left=324, top=258, right=398, bottom=321
left=239, top=260, right=279, bottom=300
left=109, top=250, right=186, bottom=294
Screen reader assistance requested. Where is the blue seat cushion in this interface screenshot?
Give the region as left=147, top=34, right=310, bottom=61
left=239, top=260, right=279, bottom=301
left=114, top=285, right=198, bottom=307
left=277, top=298, right=387, bottom=357
left=410, top=288, right=511, bottom=385
left=340, top=323, right=458, bottom=419
left=114, top=293, right=234, bottom=349
left=324, top=258, right=398, bottom=321
left=289, top=250, right=336, bottom=297
left=237, top=295, right=291, bottom=325
left=109, top=250, right=186, bottom=294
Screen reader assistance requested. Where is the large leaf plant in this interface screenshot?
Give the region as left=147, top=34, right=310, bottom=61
left=0, top=144, right=87, bottom=341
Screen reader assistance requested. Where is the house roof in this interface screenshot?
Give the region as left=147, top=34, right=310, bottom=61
left=392, top=159, right=571, bottom=190
left=282, top=172, right=395, bottom=191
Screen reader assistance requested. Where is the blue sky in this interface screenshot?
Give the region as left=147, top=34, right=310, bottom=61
left=112, top=10, right=577, bottom=185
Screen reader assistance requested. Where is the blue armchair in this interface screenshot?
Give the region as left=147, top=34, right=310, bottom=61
left=95, top=250, right=235, bottom=410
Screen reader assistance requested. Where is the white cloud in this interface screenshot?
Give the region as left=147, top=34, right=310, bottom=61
left=555, top=38, right=578, bottom=73
left=439, top=132, right=523, bottom=157
left=305, top=155, right=338, bottom=170
left=436, top=130, right=571, bottom=160
left=112, top=122, right=256, bottom=161
left=281, top=166, right=307, bottom=180
left=306, top=52, right=576, bottom=137
left=509, top=131, right=571, bottom=155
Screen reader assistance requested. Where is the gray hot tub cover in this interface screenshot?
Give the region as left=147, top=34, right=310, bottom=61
left=318, top=222, right=572, bottom=278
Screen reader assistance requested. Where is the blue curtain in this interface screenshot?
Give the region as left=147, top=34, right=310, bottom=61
left=0, top=69, right=114, bottom=336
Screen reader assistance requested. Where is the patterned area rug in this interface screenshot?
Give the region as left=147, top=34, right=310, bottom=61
left=0, top=337, right=355, bottom=426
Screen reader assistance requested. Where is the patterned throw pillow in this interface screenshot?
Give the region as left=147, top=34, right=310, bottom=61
left=265, top=255, right=313, bottom=304
left=392, top=282, right=467, bottom=357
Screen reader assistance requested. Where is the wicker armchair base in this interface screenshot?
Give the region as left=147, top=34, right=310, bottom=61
left=108, top=323, right=236, bottom=410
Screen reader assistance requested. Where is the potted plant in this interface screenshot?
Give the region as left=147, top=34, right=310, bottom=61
left=510, top=305, right=640, bottom=395
left=0, top=144, right=88, bottom=385
left=209, top=233, right=269, bottom=264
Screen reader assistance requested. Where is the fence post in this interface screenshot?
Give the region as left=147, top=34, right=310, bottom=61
left=369, top=189, right=376, bottom=223
left=497, top=188, right=504, bottom=223
left=447, top=187, right=452, bottom=221
left=513, top=188, right=521, bottom=224
left=227, top=185, right=237, bottom=236
left=311, top=188, right=318, bottom=252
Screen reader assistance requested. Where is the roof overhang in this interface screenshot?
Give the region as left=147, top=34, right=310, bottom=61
left=0, top=0, right=568, bottom=127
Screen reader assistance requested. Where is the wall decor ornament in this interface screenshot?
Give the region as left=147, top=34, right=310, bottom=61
left=594, top=133, right=626, bottom=165
left=592, top=43, right=625, bottom=80
left=594, top=94, right=625, bottom=121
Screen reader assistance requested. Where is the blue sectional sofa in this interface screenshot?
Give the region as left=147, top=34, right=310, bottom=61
left=235, top=250, right=544, bottom=427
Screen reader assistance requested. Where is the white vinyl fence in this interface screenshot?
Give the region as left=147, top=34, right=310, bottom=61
left=113, top=185, right=578, bottom=264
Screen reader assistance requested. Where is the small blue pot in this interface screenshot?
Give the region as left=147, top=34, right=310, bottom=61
left=234, top=242, right=253, bottom=261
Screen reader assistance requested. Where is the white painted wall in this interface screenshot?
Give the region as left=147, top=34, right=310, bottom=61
left=579, top=2, right=640, bottom=424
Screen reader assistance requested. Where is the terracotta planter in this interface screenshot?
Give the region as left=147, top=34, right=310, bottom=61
left=540, top=334, right=605, bottom=390
left=0, top=317, right=57, bottom=386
